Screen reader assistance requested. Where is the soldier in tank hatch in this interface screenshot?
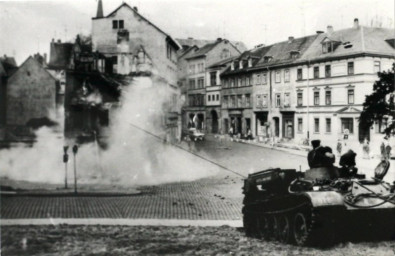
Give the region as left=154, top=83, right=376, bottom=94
left=307, top=140, right=335, bottom=169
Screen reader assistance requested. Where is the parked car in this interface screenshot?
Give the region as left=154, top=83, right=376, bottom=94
left=188, top=128, right=205, bottom=141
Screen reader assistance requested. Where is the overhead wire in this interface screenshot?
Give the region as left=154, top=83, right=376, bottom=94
left=129, top=123, right=247, bottom=178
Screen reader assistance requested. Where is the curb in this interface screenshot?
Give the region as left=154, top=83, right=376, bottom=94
left=1, top=218, right=243, bottom=227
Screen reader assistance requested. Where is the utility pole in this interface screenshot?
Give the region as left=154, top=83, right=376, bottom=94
left=306, top=59, right=310, bottom=142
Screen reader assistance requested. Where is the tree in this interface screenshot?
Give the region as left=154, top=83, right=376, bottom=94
left=359, top=63, right=394, bottom=136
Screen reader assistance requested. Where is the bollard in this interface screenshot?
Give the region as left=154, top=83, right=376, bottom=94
left=63, top=146, right=69, bottom=189
left=72, top=145, right=79, bottom=194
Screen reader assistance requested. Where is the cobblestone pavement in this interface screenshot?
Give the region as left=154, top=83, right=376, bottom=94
left=1, top=140, right=307, bottom=220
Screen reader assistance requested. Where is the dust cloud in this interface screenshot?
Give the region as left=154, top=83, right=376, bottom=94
left=0, top=78, right=219, bottom=186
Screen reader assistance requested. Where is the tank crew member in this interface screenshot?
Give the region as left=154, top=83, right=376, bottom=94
left=308, top=140, right=336, bottom=168
left=339, top=149, right=358, bottom=177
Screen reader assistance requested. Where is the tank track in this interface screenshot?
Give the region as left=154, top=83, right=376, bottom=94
left=243, top=201, right=338, bottom=246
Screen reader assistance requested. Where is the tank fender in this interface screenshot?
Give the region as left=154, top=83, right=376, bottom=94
left=304, top=191, right=344, bottom=207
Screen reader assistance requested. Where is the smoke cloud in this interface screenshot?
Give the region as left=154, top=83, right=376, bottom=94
left=0, top=78, right=218, bottom=187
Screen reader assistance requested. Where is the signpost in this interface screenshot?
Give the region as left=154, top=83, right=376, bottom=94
left=63, top=146, right=69, bottom=189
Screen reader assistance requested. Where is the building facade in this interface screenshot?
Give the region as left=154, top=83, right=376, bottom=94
left=183, top=38, right=241, bottom=133
left=294, top=20, right=395, bottom=147
left=91, top=1, right=182, bottom=142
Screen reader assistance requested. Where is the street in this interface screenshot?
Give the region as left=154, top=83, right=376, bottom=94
left=1, top=138, right=308, bottom=220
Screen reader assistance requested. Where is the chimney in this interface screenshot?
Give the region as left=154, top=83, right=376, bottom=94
left=327, top=25, right=334, bottom=35
left=217, top=38, right=222, bottom=42
left=353, top=18, right=359, bottom=28
left=96, top=0, right=104, bottom=18
left=57, top=39, right=61, bottom=43
left=133, top=7, right=138, bottom=12
left=51, top=38, right=55, bottom=43
left=316, top=31, right=324, bottom=34
left=288, top=36, right=294, bottom=43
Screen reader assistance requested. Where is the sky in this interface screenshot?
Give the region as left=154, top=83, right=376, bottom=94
left=0, top=0, right=394, bottom=64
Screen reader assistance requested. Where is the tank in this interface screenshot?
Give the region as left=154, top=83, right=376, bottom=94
left=242, top=161, right=395, bottom=246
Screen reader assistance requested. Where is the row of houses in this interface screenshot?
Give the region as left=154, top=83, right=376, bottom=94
left=181, top=19, right=395, bottom=146
left=1, top=1, right=394, bottom=147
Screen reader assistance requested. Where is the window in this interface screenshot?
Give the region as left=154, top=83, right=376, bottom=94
left=237, top=95, right=242, bottom=107
left=113, top=20, right=118, bottom=29
left=348, top=62, right=354, bottom=75
left=275, top=71, right=281, bottom=83
left=322, top=42, right=334, bottom=53
left=297, top=92, right=303, bottom=106
left=314, top=91, right=320, bottom=105
left=230, top=78, right=234, bottom=87
left=341, top=118, right=353, bottom=133
left=231, top=95, right=236, bottom=107
left=262, top=73, right=267, bottom=84
left=239, top=61, right=243, bottom=69
left=314, top=118, right=320, bottom=133
left=256, top=74, right=261, bottom=85
left=275, top=94, right=281, bottom=107
left=374, top=61, right=381, bottom=73
left=297, top=68, right=303, bottom=80
left=223, top=79, right=228, bottom=88
left=189, top=65, right=195, bottom=74
left=223, top=96, right=228, bottom=108
left=241, top=77, right=246, bottom=86
left=256, top=94, right=262, bottom=107
left=326, top=118, right=331, bottom=133
left=197, top=77, right=204, bottom=88
left=208, top=95, right=211, bottom=102
left=325, top=65, right=331, bottom=77
left=284, top=69, right=290, bottom=82
left=262, top=94, right=268, bottom=107
left=325, top=90, right=331, bottom=105
left=216, top=94, right=219, bottom=101
left=284, top=93, right=290, bottom=107
left=245, top=94, right=251, bottom=107
left=248, top=58, right=252, bottom=67
left=314, top=66, right=319, bottom=78
left=119, top=20, right=124, bottom=29
left=298, top=118, right=303, bottom=133
left=210, top=72, right=216, bottom=86
left=348, top=89, right=354, bottom=104
left=238, top=78, right=242, bottom=87
left=189, top=79, right=196, bottom=90
left=198, top=63, right=204, bottom=73
left=246, top=76, right=250, bottom=86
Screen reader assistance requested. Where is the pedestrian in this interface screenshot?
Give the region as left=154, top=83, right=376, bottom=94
left=247, top=128, right=252, bottom=140
left=228, top=127, right=234, bottom=141
left=362, top=138, right=370, bottom=159
left=336, top=139, right=342, bottom=157
left=384, top=136, right=392, bottom=160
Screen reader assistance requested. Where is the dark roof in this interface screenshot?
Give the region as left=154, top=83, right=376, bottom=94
left=48, top=42, right=73, bottom=69
left=0, top=56, right=17, bottom=67
left=93, top=3, right=180, bottom=50
left=176, top=38, right=248, bottom=52
left=255, top=34, right=318, bottom=68
left=186, top=41, right=220, bottom=59
left=185, top=39, right=242, bottom=60
left=300, top=26, right=394, bottom=62
left=207, top=56, right=238, bottom=69
left=221, top=45, right=273, bottom=75
left=177, top=45, right=198, bottom=59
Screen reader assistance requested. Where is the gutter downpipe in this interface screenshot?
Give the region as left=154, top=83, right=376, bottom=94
left=268, top=66, right=273, bottom=140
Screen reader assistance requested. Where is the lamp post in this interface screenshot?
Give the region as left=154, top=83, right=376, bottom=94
left=63, top=146, right=69, bottom=189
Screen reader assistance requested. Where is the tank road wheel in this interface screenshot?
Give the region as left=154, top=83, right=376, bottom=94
left=271, top=215, right=279, bottom=241
left=256, top=216, right=268, bottom=239
left=293, top=212, right=312, bottom=246
left=277, top=214, right=292, bottom=243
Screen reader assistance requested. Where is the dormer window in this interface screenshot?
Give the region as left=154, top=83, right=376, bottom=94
left=248, top=58, right=252, bottom=68
left=321, top=38, right=341, bottom=54
left=239, top=60, right=243, bottom=69
left=231, top=62, right=235, bottom=71
left=263, top=56, right=273, bottom=63
left=290, top=50, right=300, bottom=59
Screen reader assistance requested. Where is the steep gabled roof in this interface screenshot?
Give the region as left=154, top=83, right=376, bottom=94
left=93, top=3, right=180, bottom=50
left=186, top=39, right=241, bottom=60
left=255, top=34, right=318, bottom=68
left=300, top=26, right=394, bottom=62
left=9, top=56, right=57, bottom=82
left=176, top=38, right=247, bottom=53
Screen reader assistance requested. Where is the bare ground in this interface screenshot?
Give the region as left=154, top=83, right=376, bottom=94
left=1, top=225, right=395, bottom=256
